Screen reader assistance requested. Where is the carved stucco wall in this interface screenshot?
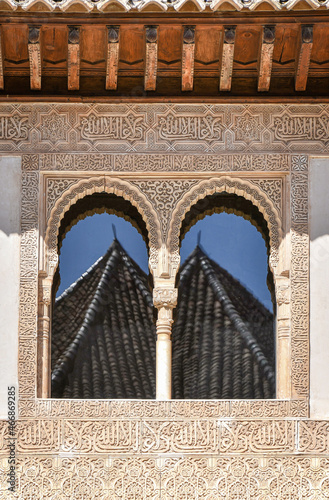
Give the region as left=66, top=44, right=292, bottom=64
left=0, top=103, right=324, bottom=499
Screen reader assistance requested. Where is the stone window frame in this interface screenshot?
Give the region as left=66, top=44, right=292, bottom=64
left=18, top=152, right=309, bottom=419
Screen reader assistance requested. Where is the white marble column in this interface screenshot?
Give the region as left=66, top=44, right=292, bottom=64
left=38, top=273, right=52, bottom=398
left=275, top=277, right=291, bottom=399
left=153, top=287, right=178, bottom=400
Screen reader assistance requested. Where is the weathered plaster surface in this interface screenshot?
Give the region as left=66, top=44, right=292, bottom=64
left=0, top=157, right=20, bottom=418
left=310, top=157, right=329, bottom=418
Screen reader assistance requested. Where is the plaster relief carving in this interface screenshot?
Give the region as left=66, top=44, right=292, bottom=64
left=63, top=420, right=139, bottom=453
left=16, top=105, right=310, bottom=422
left=299, top=421, right=329, bottom=453
left=46, top=178, right=81, bottom=220
left=0, top=104, right=324, bottom=153
left=40, top=111, right=70, bottom=145
left=141, top=420, right=218, bottom=454
left=44, top=176, right=161, bottom=277
left=290, top=155, right=309, bottom=399
left=11, top=455, right=329, bottom=499
left=132, top=180, right=198, bottom=242
left=0, top=113, right=30, bottom=142
left=30, top=153, right=290, bottom=172
left=158, top=111, right=224, bottom=142
left=153, top=288, right=178, bottom=308
left=168, top=176, right=282, bottom=273
left=233, top=111, right=262, bottom=144
left=219, top=420, right=295, bottom=453
left=273, top=113, right=329, bottom=144
left=16, top=420, right=61, bottom=453
left=78, top=112, right=147, bottom=142
left=252, top=179, right=283, bottom=218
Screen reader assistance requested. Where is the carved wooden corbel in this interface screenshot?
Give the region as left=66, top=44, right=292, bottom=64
left=68, top=26, right=80, bottom=91
left=258, top=26, right=275, bottom=93
left=106, top=26, right=120, bottom=91
left=220, top=27, right=235, bottom=92
left=182, top=26, right=195, bottom=92
left=295, top=25, right=313, bottom=92
left=144, top=26, right=158, bottom=92
left=28, top=26, right=41, bottom=91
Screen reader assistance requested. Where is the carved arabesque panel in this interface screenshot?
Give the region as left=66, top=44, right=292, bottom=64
left=0, top=104, right=326, bottom=155
left=131, top=180, right=199, bottom=243
left=44, top=176, right=161, bottom=277
left=168, top=176, right=283, bottom=274
left=3, top=455, right=329, bottom=499
left=290, top=155, right=309, bottom=399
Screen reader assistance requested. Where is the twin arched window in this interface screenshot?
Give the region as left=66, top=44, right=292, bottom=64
left=50, top=191, right=276, bottom=400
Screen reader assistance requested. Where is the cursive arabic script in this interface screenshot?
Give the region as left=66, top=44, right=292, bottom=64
left=79, top=113, right=146, bottom=141
left=274, top=115, right=329, bottom=143
left=159, top=113, right=223, bottom=141
left=0, top=115, right=29, bottom=141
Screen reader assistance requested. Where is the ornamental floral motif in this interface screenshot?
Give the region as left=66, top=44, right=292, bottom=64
left=233, top=112, right=262, bottom=144
left=40, top=111, right=70, bottom=144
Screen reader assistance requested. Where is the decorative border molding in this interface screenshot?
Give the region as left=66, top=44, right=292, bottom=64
left=2, top=454, right=329, bottom=500
left=23, top=153, right=290, bottom=172
left=1, top=103, right=329, bottom=155
left=0, top=0, right=325, bottom=15
left=290, top=155, right=309, bottom=398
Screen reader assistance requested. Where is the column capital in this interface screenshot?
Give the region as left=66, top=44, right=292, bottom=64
left=153, top=287, right=178, bottom=309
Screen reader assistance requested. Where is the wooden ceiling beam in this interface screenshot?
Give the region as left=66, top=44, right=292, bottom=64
left=68, top=26, right=80, bottom=91
left=220, top=27, right=235, bottom=92
left=258, top=26, right=275, bottom=93
left=106, top=26, right=120, bottom=91
left=28, top=26, right=41, bottom=91
left=295, top=25, right=313, bottom=92
left=144, top=26, right=158, bottom=92
left=182, top=26, right=195, bottom=92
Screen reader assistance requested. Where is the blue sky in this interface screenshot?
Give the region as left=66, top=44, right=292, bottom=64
left=57, top=212, right=272, bottom=311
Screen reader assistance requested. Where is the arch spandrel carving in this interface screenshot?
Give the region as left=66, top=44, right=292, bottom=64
left=44, top=176, right=162, bottom=278
left=167, top=176, right=283, bottom=278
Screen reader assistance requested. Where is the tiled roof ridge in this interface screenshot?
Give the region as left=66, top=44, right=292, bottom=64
left=52, top=241, right=123, bottom=390
left=52, top=239, right=154, bottom=392
left=55, top=245, right=114, bottom=305
left=194, top=247, right=275, bottom=392
left=181, top=245, right=272, bottom=318
left=118, top=245, right=153, bottom=309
